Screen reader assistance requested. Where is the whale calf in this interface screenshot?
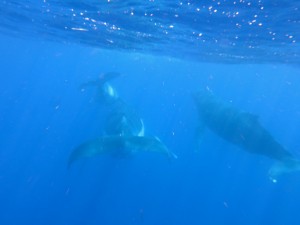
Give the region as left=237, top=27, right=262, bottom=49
left=81, top=72, right=144, bottom=137
left=193, top=91, right=300, bottom=180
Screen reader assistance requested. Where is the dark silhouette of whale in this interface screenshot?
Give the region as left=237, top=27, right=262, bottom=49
left=193, top=91, right=300, bottom=180
left=68, top=72, right=176, bottom=167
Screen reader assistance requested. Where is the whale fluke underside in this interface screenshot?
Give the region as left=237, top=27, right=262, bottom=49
left=68, top=136, right=174, bottom=167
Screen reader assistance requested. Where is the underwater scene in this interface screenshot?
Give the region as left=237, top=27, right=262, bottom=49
left=0, top=1, right=300, bottom=225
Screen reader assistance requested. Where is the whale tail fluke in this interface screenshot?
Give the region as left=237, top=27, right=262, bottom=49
left=268, top=158, right=300, bottom=182
left=68, top=136, right=173, bottom=168
left=79, top=72, right=121, bottom=104
left=80, top=72, right=121, bottom=90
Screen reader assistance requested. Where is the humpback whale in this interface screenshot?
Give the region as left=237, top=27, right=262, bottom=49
left=80, top=72, right=144, bottom=137
left=69, top=72, right=174, bottom=167
left=193, top=91, right=300, bottom=180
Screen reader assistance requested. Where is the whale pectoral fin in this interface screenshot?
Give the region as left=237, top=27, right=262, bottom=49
left=268, top=159, right=300, bottom=183
left=137, top=119, right=145, bottom=137
left=153, top=136, right=177, bottom=160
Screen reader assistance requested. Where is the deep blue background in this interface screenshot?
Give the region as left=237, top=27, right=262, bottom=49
left=1, top=34, right=300, bottom=225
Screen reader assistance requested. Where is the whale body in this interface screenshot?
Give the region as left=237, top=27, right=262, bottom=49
left=193, top=91, right=300, bottom=180
left=81, top=72, right=144, bottom=137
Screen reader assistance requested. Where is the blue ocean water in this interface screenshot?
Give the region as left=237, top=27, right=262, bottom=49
left=0, top=1, right=300, bottom=225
